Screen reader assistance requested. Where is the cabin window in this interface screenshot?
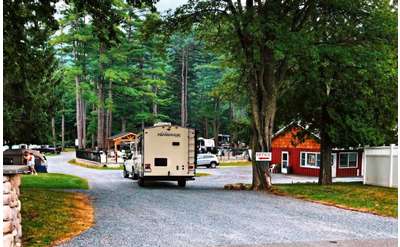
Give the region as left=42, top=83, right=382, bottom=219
left=300, top=152, right=320, bottom=168
left=339, top=152, right=358, bottom=168
left=172, top=142, right=180, bottom=146
left=154, top=158, right=168, bottom=166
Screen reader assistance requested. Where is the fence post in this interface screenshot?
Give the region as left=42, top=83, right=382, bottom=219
left=389, top=144, right=394, bottom=188
left=362, top=147, right=367, bottom=185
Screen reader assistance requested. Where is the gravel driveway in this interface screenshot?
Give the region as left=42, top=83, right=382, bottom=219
left=48, top=152, right=397, bottom=247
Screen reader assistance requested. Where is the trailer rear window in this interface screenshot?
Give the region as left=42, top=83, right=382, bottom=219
left=154, top=158, right=168, bottom=166
left=172, top=142, right=180, bottom=146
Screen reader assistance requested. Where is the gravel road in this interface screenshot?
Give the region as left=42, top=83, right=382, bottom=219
left=48, top=152, right=397, bottom=247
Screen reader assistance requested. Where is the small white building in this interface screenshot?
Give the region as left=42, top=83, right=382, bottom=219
left=363, top=144, right=398, bottom=188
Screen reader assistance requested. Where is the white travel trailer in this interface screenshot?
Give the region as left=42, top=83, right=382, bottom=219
left=123, top=123, right=196, bottom=187
left=197, top=137, right=215, bottom=153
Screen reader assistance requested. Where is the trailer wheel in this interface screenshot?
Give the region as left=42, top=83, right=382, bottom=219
left=138, top=178, right=145, bottom=187
left=178, top=179, right=186, bottom=187
left=123, top=166, right=129, bottom=178
left=210, top=162, right=217, bottom=169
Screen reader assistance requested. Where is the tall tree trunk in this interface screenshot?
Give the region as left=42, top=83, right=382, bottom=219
left=106, top=80, right=113, bottom=139
left=61, top=110, right=65, bottom=151
left=152, top=85, right=158, bottom=118
left=180, top=47, right=186, bottom=127
left=97, top=42, right=106, bottom=150
left=319, top=104, right=333, bottom=184
left=184, top=47, right=188, bottom=125
left=204, top=118, right=208, bottom=138
left=248, top=72, right=277, bottom=190
left=75, top=75, right=83, bottom=149
left=121, top=117, right=126, bottom=132
left=213, top=98, right=220, bottom=147
left=51, top=116, right=56, bottom=148
left=91, top=134, right=95, bottom=149
left=82, top=100, right=86, bottom=148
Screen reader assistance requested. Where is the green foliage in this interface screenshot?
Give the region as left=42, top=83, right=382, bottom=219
left=4, top=0, right=59, bottom=145
left=278, top=0, right=397, bottom=147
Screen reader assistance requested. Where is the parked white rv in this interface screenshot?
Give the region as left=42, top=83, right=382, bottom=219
left=197, top=137, right=215, bottom=153
left=123, top=123, right=196, bottom=187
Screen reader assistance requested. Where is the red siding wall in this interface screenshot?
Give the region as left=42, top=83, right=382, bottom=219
left=271, top=126, right=363, bottom=177
left=272, top=147, right=320, bottom=176
left=334, top=151, right=363, bottom=177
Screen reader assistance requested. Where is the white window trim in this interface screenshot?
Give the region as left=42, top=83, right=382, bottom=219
left=338, top=152, right=358, bottom=169
left=300, top=152, right=321, bottom=169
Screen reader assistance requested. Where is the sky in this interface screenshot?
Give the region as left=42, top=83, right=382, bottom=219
left=156, top=0, right=188, bottom=13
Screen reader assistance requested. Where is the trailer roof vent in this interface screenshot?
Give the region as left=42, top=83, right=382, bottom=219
left=154, top=122, right=172, bottom=127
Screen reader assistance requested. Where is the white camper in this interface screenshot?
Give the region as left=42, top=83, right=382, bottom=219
left=197, top=137, right=215, bottom=153
left=123, top=123, right=196, bottom=187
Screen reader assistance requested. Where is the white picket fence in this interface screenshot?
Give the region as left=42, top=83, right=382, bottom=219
left=363, top=144, right=398, bottom=188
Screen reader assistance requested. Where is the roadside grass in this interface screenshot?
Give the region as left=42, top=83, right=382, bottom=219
left=219, top=161, right=252, bottom=167
left=195, top=172, right=211, bottom=177
left=272, top=182, right=398, bottom=217
left=63, top=147, right=76, bottom=152
left=22, top=173, right=89, bottom=190
left=21, top=173, right=93, bottom=247
left=68, top=159, right=123, bottom=170
left=42, top=152, right=59, bottom=157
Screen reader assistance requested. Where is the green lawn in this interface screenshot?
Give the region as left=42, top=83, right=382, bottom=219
left=21, top=173, right=92, bottom=247
left=219, top=161, right=252, bottom=167
left=43, top=153, right=58, bottom=157
left=195, top=172, right=211, bottom=177
left=22, top=173, right=89, bottom=190
left=68, top=159, right=123, bottom=170
left=272, top=182, right=398, bottom=217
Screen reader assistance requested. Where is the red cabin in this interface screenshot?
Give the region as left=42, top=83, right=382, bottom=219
left=271, top=124, right=363, bottom=177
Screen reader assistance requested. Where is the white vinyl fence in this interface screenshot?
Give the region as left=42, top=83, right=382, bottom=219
left=363, top=144, right=398, bottom=188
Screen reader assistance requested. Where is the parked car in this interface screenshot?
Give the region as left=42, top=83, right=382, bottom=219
left=32, top=145, right=62, bottom=154
left=197, top=153, right=219, bottom=168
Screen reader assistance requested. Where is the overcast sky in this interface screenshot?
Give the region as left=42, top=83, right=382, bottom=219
left=156, top=0, right=188, bottom=13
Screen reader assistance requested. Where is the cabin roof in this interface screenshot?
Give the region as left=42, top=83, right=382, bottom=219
left=273, top=121, right=320, bottom=140
left=108, top=132, right=136, bottom=140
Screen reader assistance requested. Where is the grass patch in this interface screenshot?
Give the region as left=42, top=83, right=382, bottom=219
left=219, top=161, right=252, bottom=167
left=195, top=172, right=211, bottom=177
left=21, top=189, right=93, bottom=247
left=272, top=182, right=398, bottom=217
left=21, top=173, right=93, bottom=246
left=43, top=152, right=58, bottom=157
left=68, top=159, right=123, bottom=170
left=22, top=173, right=89, bottom=190
left=63, top=147, right=76, bottom=152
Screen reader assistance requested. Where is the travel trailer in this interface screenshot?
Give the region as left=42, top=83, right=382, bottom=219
left=123, top=123, right=196, bottom=187
left=197, top=137, right=215, bottom=153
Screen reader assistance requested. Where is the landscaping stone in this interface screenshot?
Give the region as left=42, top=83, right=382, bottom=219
left=3, top=194, right=11, bottom=205
left=3, top=221, right=12, bottom=234
left=3, top=234, right=13, bottom=247
left=3, top=182, right=11, bottom=194
left=3, top=174, right=23, bottom=247
left=3, top=205, right=12, bottom=221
